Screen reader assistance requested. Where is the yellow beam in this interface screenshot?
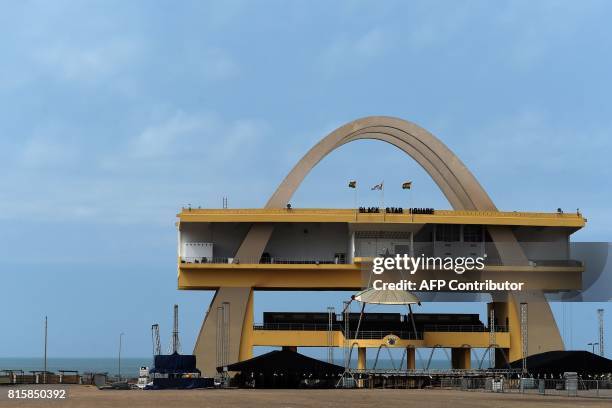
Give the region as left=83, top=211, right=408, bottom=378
left=252, top=329, right=343, bottom=347
left=178, top=267, right=361, bottom=290
left=424, top=332, right=510, bottom=349
left=251, top=329, right=510, bottom=349
left=178, top=208, right=585, bottom=228
left=178, top=266, right=582, bottom=290
left=451, top=347, right=471, bottom=369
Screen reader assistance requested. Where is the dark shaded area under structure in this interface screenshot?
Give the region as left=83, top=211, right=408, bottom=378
left=261, top=312, right=491, bottom=335
left=509, top=351, right=612, bottom=376
left=218, top=350, right=344, bottom=388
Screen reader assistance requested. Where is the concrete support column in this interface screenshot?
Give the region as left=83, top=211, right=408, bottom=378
left=193, top=287, right=254, bottom=376
left=239, top=290, right=254, bottom=361
left=488, top=285, right=564, bottom=362
left=406, top=347, right=416, bottom=370
left=357, top=347, right=366, bottom=370
left=451, top=348, right=471, bottom=369
left=357, top=348, right=366, bottom=388
left=495, top=348, right=510, bottom=369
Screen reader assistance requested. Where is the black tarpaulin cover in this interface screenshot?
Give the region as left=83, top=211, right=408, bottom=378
left=151, top=377, right=213, bottom=389
left=217, top=350, right=344, bottom=375
left=151, top=352, right=200, bottom=374
left=510, top=351, right=612, bottom=375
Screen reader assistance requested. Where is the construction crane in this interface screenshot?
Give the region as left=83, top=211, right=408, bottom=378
left=169, top=304, right=181, bottom=354
left=151, top=324, right=161, bottom=357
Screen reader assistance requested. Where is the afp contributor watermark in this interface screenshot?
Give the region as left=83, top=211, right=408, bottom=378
left=372, top=254, right=486, bottom=275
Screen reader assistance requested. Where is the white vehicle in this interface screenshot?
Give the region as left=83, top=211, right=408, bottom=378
left=136, top=366, right=152, bottom=389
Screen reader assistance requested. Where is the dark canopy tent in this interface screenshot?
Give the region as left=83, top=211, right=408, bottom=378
left=510, top=351, right=612, bottom=376
left=149, top=352, right=213, bottom=389
left=151, top=353, right=200, bottom=375
left=218, top=350, right=344, bottom=388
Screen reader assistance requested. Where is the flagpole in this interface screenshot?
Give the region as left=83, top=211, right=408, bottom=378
left=349, top=181, right=358, bottom=221
left=381, top=183, right=385, bottom=221
left=354, top=186, right=357, bottom=221
left=410, top=187, right=413, bottom=212
left=402, top=181, right=413, bottom=221
left=410, top=186, right=414, bottom=222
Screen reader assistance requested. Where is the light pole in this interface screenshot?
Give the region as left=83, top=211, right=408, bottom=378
left=43, top=316, right=48, bottom=384
left=587, top=342, right=599, bottom=354
left=118, top=332, right=125, bottom=381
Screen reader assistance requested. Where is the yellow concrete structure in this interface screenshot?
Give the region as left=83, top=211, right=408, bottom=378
left=178, top=252, right=583, bottom=291
left=178, top=208, right=585, bottom=228
left=357, top=348, right=367, bottom=370
left=179, top=116, right=586, bottom=376
left=250, top=328, right=510, bottom=350
left=406, top=347, right=416, bottom=370
left=451, top=348, right=472, bottom=369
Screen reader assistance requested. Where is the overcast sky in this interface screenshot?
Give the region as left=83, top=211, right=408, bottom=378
left=0, top=0, right=610, bottom=360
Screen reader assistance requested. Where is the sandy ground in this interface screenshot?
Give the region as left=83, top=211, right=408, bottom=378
left=1, top=385, right=610, bottom=408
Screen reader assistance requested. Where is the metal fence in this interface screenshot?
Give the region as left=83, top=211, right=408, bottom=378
left=254, top=323, right=505, bottom=337
left=437, top=376, right=612, bottom=399
left=253, top=323, right=341, bottom=331
left=0, top=372, right=81, bottom=385
left=349, top=330, right=422, bottom=340
left=253, top=323, right=423, bottom=339
left=181, top=257, right=347, bottom=265
left=423, top=324, right=508, bottom=333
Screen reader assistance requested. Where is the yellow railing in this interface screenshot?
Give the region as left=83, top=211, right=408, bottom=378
left=178, top=207, right=584, bottom=219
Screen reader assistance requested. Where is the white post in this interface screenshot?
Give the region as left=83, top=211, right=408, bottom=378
left=43, top=316, right=47, bottom=384
left=410, top=231, right=414, bottom=257
left=118, top=332, right=125, bottom=381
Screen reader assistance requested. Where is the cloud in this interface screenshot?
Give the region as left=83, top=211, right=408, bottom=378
left=0, top=109, right=269, bottom=225
left=493, top=0, right=608, bottom=69
left=30, top=40, right=139, bottom=82
left=461, top=109, right=610, bottom=175
left=130, top=111, right=216, bottom=159
left=404, top=5, right=472, bottom=50
left=316, top=28, right=390, bottom=76
left=20, top=137, right=77, bottom=169
left=200, top=48, right=240, bottom=81
left=128, top=111, right=264, bottom=161
left=353, top=28, right=387, bottom=58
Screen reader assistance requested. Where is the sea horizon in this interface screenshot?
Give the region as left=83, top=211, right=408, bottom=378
left=0, top=356, right=477, bottom=378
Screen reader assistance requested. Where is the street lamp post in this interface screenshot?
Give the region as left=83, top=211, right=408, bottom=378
left=43, top=316, right=48, bottom=384
left=118, top=332, right=125, bottom=381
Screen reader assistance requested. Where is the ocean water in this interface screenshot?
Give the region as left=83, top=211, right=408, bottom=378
left=345, top=359, right=485, bottom=370
left=0, top=358, right=152, bottom=378
left=0, top=357, right=489, bottom=378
